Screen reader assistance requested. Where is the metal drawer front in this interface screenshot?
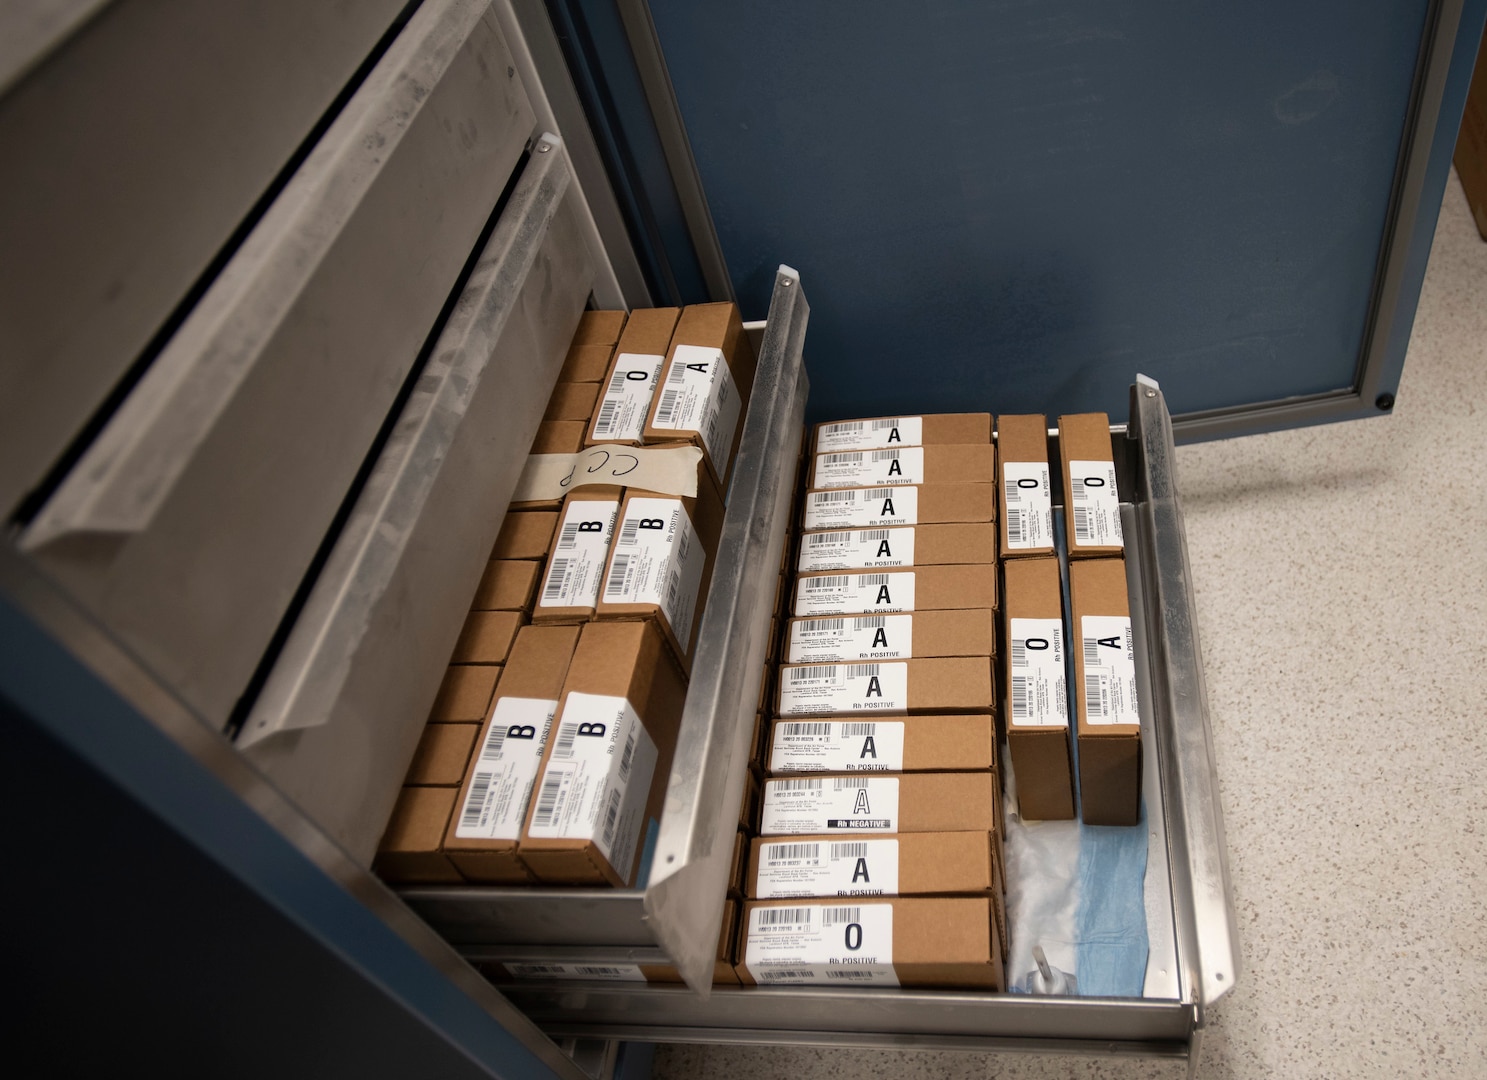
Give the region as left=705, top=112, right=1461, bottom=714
left=0, top=0, right=407, bottom=515
left=21, top=0, right=536, bottom=727
left=240, top=136, right=595, bottom=861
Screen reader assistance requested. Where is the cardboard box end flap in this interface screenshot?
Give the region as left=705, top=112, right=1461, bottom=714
left=776, top=655, right=993, bottom=717
left=759, top=771, right=997, bottom=837
left=767, top=713, right=996, bottom=774
left=784, top=607, right=995, bottom=664
left=588, top=307, right=682, bottom=448
left=795, top=521, right=997, bottom=574
left=997, top=414, right=1055, bottom=558
left=811, top=443, right=996, bottom=491
left=531, top=488, right=625, bottom=624
left=747, top=830, right=998, bottom=898
left=374, top=786, right=464, bottom=884
left=800, top=483, right=997, bottom=530
left=473, top=560, right=541, bottom=612
left=1070, top=556, right=1142, bottom=827
left=790, top=564, right=998, bottom=620
left=1058, top=412, right=1125, bottom=557
left=811, top=413, right=992, bottom=453
left=1003, top=556, right=1074, bottom=821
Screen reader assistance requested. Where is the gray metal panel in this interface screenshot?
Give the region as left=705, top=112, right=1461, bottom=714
left=0, top=0, right=406, bottom=515
left=20, top=0, right=537, bottom=728
left=400, top=266, right=809, bottom=965
left=241, top=137, right=595, bottom=862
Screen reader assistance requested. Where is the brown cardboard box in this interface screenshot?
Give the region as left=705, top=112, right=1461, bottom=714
left=767, top=714, right=995, bottom=774
left=443, top=625, right=583, bottom=883
left=642, top=302, right=757, bottom=489
left=559, top=343, right=617, bottom=384
left=429, top=665, right=501, bottom=723
left=587, top=307, right=682, bottom=446
left=801, top=483, right=996, bottom=531
left=519, top=620, right=688, bottom=886
left=755, top=663, right=772, bottom=715
left=812, top=413, right=992, bottom=454
left=1003, top=556, right=1074, bottom=821
left=811, top=444, right=995, bottom=490
left=730, top=828, right=747, bottom=898
left=796, top=522, right=997, bottom=574
left=1454, top=27, right=1487, bottom=240
left=791, top=564, right=998, bottom=617
left=449, top=610, right=524, bottom=666
left=405, top=723, right=479, bottom=786
left=531, top=420, right=586, bottom=454
left=737, top=897, right=1002, bottom=991
left=759, top=771, right=998, bottom=835
left=997, top=414, right=1055, bottom=558
left=472, top=560, right=541, bottom=612
left=1070, top=558, right=1142, bottom=826
left=593, top=466, right=726, bottom=673
left=492, top=511, right=557, bottom=561
left=531, top=488, right=624, bottom=624
left=776, top=657, right=993, bottom=717
left=1058, top=412, right=1124, bottom=558
left=571, top=309, right=627, bottom=347
left=747, top=830, right=996, bottom=898
left=785, top=609, right=995, bottom=663
left=740, top=769, right=761, bottom=832
left=543, top=381, right=600, bottom=424
left=373, top=787, right=463, bottom=884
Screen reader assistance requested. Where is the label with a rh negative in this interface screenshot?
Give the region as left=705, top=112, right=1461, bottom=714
left=1068, top=460, right=1123, bottom=549
left=813, top=447, right=925, bottom=488
left=771, top=720, right=906, bottom=772
left=760, top=776, right=901, bottom=834
left=590, top=353, right=663, bottom=442
left=793, top=572, right=915, bottom=617
left=802, top=486, right=920, bottom=530
left=816, top=417, right=924, bottom=453
left=1003, top=461, right=1053, bottom=549
left=1080, top=615, right=1140, bottom=726
left=778, top=662, right=908, bottom=716
left=650, top=344, right=742, bottom=473
left=754, top=839, right=902, bottom=898
left=798, top=527, right=915, bottom=572
left=539, top=499, right=619, bottom=609
left=787, top=614, right=914, bottom=663
left=745, top=903, right=898, bottom=986
left=455, top=697, right=556, bottom=840
left=1009, top=618, right=1068, bottom=728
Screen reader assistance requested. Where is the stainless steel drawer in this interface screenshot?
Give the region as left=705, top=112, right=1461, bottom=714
left=0, top=0, right=407, bottom=516
left=20, top=0, right=538, bottom=728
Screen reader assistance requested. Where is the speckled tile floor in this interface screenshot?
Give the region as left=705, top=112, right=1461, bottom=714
left=652, top=175, right=1487, bottom=1079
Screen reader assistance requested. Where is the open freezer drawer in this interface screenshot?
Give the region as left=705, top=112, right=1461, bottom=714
left=402, top=267, right=1240, bottom=1056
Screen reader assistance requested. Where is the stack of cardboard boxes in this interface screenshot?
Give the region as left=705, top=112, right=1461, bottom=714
left=738, top=415, right=1006, bottom=991
left=375, top=303, right=757, bottom=889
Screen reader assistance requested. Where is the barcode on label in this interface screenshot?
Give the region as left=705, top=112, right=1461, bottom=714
left=542, top=559, right=570, bottom=601
left=532, top=772, right=564, bottom=827
left=618, top=727, right=637, bottom=780
left=557, top=523, right=580, bottom=550
left=764, top=842, right=821, bottom=862
left=1071, top=477, right=1087, bottom=499
left=833, top=776, right=867, bottom=790
left=459, top=773, right=493, bottom=829
left=870, top=450, right=900, bottom=462
left=1085, top=674, right=1106, bottom=717
left=781, top=722, right=830, bottom=736
left=841, top=723, right=876, bottom=737
left=1012, top=641, right=1028, bottom=667
left=619, top=519, right=641, bottom=545
left=575, top=966, right=627, bottom=977
left=822, top=452, right=864, bottom=464
left=1083, top=638, right=1102, bottom=665
left=859, top=529, right=891, bottom=541
left=804, top=575, right=849, bottom=591
left=811, top=490, right=858, bottom=504
left=822, top=421, right=865, bottom=434
left=845, top=664, right=880, bottom=677
left=798, top=618, right=845, bottom=632
left=770, top=969, right=811, bottom=979
left=756, top=907, right=813, bottom=926
left=808, top=531, right=852, bottom=546
left=856, top=574, right=889, bottom=586
left=852, top=616, right=886, bottom=630
left=592, top=399, right=620, bottom=435
left=1073, top=506, right=1092, bottom=541
left=773, top=778, right=825, bottom=791
left=479, top=724, right=507, bottom=762
left=605, top=554, right=632, bottom=596
left=825, top=969, right=877, bottom=980
left=864, top=488, right=895, bottom=499
left=552, top=722, right=578, bottom=758
left=667, top=360, right=688, bottom=383
left=1004, top=479, right=1023, bottom=504
left=1007, top=508, right=1025, bottom=545
left=821, top=906, right=862, bottom=926
left=830, top=842, right=868, bottom=858
left=600, top=787, right=622, bottom=846
left=1011, top=675, right=1030, bottom=720
left=654, top=388, right=679, bottom=425
left=788, top=666, right=840, bottom=683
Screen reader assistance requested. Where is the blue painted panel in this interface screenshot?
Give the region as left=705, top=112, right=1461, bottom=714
left=647, top=1, right=1440, bottom=421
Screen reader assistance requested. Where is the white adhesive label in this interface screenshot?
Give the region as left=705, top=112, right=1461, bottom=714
left=1080, top=615, right=1140, bottom=726
left=793, top=572, right=915, bottom=617
left=1003, top=461, right=1053, bottom=550
left=816, top=417, right=923, bottom=453
left=798, top=527, right=915, bottom=572
left=778, top=662, right=909, bottom=717
left=602, top=498, right=706, bottom=652
left=1068, top=460, right=1124, bottom=549
left=813, top=447, right=925, bottom=488
left=1009, top=618, right=1068, bottom=728
left=539, top=499, right=619, bottom=609
left=754, top=839, right=901, bottom=898
left=787, top=614, right=914, bottom=663
left=651, top=344, right=742, bottom=474
left=527, top=694, right=657, bottom=883
left=455, top=698, right=556, bottom=840
left=745, top=903, right=898, bottom=986
left=505, top=962, right=647, bottom=983
left=761, top=776, right=901, bottom=834
left=770, top=720, right=906, bottom=772
left=802, top=486, right=920, bottom=529
left=590, top=353, right=664, bottom=442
